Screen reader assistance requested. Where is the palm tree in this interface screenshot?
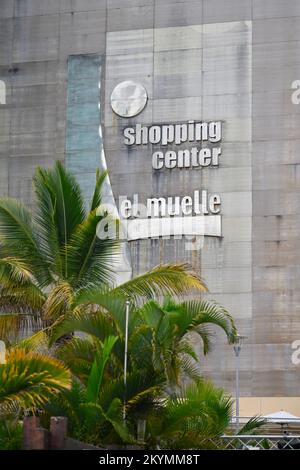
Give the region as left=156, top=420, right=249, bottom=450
left=50, top=294, right=236, bottom=389
left=145, top=380, right=233, bottom=449
left=44, top=336, right=134, bottom=445
left=0, top=161, right=240, bottom=448
left=0, top=161, right=207, bottom=341
left=135, top=296, right=236, bottom=387
left=47, top=291, right=236, bottom=441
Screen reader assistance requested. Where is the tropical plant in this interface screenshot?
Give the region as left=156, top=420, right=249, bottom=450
left=0, top=161, right=207, bottom=341
left=0, top=161, right=241, bottom=449
left=0, top=418, right=22, bottom=450
left=144, top=379, right=233, bottom=449
left=44, top=336, right=134, bottom=445
left=50, top=294, right=236, bottom=389
left=44, top=291, right=236, bottom=445
left=0, top=348, right=71, bottom=411
left=135, top=297, right=236, bottom=387
left=237, top=415, right=268, bottom=435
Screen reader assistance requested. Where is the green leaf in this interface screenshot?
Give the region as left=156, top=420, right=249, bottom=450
left=33, top=161, right=86, bottom=278
left=0, top=198, right=51, bottom=287
left=104, top=398, right=134, bottom=443
left=179, top=299, right=237, bottom=348
left=66, top=210, right=119, bottom=288
left=50, top=308, right=115, bottom=346
left=13, top=330, right=50, bottom=353
left=0, top=349, right=71, bottom=410
left=112, top=263, right=207, bottom=302
left=86, top=336, right=118, bottom=403
left=90, top=169, right=108, bottom=212
left=237, top=416, right=267, bottom=435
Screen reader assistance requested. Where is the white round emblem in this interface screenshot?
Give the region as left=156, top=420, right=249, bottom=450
left=110, top=81, right=148, bottom=118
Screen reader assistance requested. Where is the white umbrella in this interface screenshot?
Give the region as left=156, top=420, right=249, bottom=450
left=264, top=410, right=300, bottom=423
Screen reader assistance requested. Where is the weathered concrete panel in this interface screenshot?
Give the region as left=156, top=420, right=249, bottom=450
left=253, top=190, right=300, bottom=216
left=253, top=0, right=300, bottom=20
left=203, top=0, right=252, bottom=24
left=253, top=215, right=300, bottom=242
left=253, top=41, right=300, bottom=69
left=253, top=17, right=300, bottom=44
left=154, top=49, right=202, bottom=75
left=108, top=0, right=154, bottom=7
left=13, top=15, right=59, bottom=40
left=9, top=132, right=57, bottom=157
left=203, top=20, right=252, bottom=48
left=253, top=140, right=300, bottom=166
left=201, top=241, right=252, bottom=269
left=0, top=18, right=13, bottom=65
left=6, top=61, right=58, bottom=86
left=253, top=164, right=300, bottom=191
left=253, top=91, right=300, bottom=116
left=60, top=11, right=106, bottom=35
left=253, top=266, right=300, bottom=292
left=153, top=72, right=203, bottom=99
left=60, top=0, right=107, bottom=12
left=0, top=158, right=8, bottom=196
left=108, top=5, right=154, bottom=31
left=14, top=0, right=60, bottom=17
left=153, top=97, right=202, bottom=122
left=13, top=37, right=59, bottom=63
left=107, top=29, right=153, bottom=56
left=59, top=32, right=106, bottom=58
left=0, top=0, right=14, bottom=18
left=154, top=1, right=202, bottom=28
left=253, top=115, right=299, bottom=142
left=154, top=25, right=202, bottom=52
left=8, top=154, right=61, bottom=203
left=10, top=106, right=57, bottom=134
left=253, top=240, right=300, bottom=267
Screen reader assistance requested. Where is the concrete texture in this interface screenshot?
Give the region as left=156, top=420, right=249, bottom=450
left=1, top=0, right=300, bottom=400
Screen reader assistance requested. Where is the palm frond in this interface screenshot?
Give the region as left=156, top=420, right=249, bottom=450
left=237, top=416, right=267, bottom=435
left=178, top=355, right=201, bottom=383
left=86, top=336, right=118, bottom=403
left=13, top=330, right=50, bottom=354
left=74, top=289, right=130, bottom=334
left=90, top=169, right=108, bottom=212
left=56, top=337, right=97, bottom=383
left=0, top=257, right=36, bottom=286
left=49, top=309, right=114, bottom=346
left=0, top=349, right=71, bottom=409
left=66, top=209, right=119, bottom=288
left=33, top=161, right=86, bottom=278
left=98, top=367, right=164, bottom=412
left=0, top=313, right=42, bottom=343
left=180, top=299, right=237, bottom=346
left=103, top=397, right=134, bottom=443
left=0, top=198, right=51, bottom=286
left=112, top=263, right=207, bottom=302
left=42, top=281, right=73, bottom=322
left=162, top=380, right=233, bottom=440
left=0, top=283, right=45, bottom=314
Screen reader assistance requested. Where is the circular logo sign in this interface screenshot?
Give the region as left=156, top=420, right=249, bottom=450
left=110, top=81, right=148, bottom=118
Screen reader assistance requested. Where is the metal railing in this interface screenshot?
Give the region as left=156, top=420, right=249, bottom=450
left=219, top=434, right=300, bottom=450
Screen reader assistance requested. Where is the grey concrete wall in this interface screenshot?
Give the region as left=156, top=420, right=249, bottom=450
left=1, top=0, right=300, bottom=397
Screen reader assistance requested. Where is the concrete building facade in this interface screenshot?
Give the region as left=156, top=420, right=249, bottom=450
left=1, top=0, right=300, bottom=414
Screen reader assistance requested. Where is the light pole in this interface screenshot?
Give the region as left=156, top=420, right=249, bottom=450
left=233, top=334, right=247, bottom=431
left=123, top=299, right=130, bottom=421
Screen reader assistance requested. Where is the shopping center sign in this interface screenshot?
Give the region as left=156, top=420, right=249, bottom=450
left=107, top=82, right=223, bottom=242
